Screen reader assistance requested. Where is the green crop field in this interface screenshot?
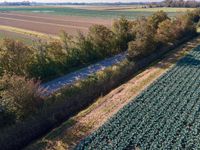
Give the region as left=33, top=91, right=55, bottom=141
left=76, top=46, right=200, bottom=149
left=116, top=7, right=194, bottom=12
left=0, top=7, right=186, bottom=19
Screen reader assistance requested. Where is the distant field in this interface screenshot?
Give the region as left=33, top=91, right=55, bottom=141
left=64, top=5, right=194, bottom=12
left=0, top=6, right=188, bottom=19
left=61, top=4, right=147, bottom=11
left=0, top=6, right=192, bottom=39
left=115, top=7, right=195, bottom=12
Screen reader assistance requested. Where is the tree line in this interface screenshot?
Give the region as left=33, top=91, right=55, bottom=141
left=155, top=0, right=200, bottom=8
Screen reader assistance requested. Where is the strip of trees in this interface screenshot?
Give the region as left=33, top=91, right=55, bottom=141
left=156, top=0, right=200, bottom=8
left=127, top=9, right=200, bottom=60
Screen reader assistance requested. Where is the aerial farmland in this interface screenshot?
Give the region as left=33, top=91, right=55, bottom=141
left=1, top=1, right=200, bottom=150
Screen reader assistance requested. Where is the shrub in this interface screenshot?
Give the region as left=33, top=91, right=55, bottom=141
left=127, top=18, right=157, bottom=60
left=0, top=74, right=45, bottom=121
left=28, top=40, right=59, bottom=80
left=177, top=14, right=197, bottom=36
left=156, top=19, right=179, bottom=44
left=127, top=37, right=156, bottom=60
left=186, top=9, right=200, bottom=23
left=0, top=39, right=33, bottom=76
left=59, top=30, right=74, bottom=52
left=148, top=11, right=169, bottom=29
left=75, top=32, right=98, bottom=63
left=112, top=17, right=134, bottom=52
left=88, top=25, right=114, bottom=58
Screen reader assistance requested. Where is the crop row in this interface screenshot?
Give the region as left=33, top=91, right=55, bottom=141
left=75, top=46, right=200, bottom=150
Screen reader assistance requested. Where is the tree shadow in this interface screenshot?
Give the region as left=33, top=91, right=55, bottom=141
left=176, top=54, right=200, bottom=67
left=154, top=41, right=200, bottom=70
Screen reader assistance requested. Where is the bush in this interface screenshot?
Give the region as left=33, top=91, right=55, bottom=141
left=177, top=14, right=197, bottom=36
left=127, top=37, right=156, bottom=60
left=112, top=17, right=134, bottom=52
left=156, top=19, right=179, bottom=44
left=127, top=18, right=157, bottom=60
left=186, top=9, right=200, bottom=23
left=0, top=39, right=33, bottom=76
left=0, top=74, right=45, bottom=121
left=75, top=32, right=98, bottom=63
left=28, top=41, right=59, bottom=80
left=88, top=25, right=114, bottom=58
left=148, top=11, right=169, bottom=29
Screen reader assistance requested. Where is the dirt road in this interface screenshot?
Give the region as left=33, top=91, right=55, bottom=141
left=42, top=53, right=126, bottom=94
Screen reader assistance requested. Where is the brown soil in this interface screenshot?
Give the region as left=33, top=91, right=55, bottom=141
left=0, top=12, right=112, bottom=36
left=25, top=36, right=200, bottom=150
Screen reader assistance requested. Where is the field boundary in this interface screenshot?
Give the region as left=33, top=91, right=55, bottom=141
left=0, top=25, right=58, bottom=39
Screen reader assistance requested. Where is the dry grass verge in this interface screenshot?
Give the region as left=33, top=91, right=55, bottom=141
left=0, top=25, right=58, bottom=40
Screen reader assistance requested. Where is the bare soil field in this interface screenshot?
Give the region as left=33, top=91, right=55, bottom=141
left=0, top=12, right=112, bottom=36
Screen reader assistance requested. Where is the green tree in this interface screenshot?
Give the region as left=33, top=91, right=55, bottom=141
left=88, top=25, right=114, bottom=58
left=128, top=18, right=157, bottom=60
left=112, top=17, right=134, bottom=52
left=148, top=11, right=169, bottom=30
left=186, top=9, right=200, bottom=23
left=0, top=74, right=45, bottom=121
left=76, top=31, right=97, bottom=63
left=156, top=19, right=178, bottom=44
left=0, top=39, right=33, bottom=76
left=177, top=13, right=196, bottom=36
left=59, top=30, right=74, bottom=53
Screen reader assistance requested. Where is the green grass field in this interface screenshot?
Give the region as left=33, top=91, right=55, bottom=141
left=76, top=46, right=200, bottom=149
left=0, top=7, right=189, bottom=19
left=116, top=7, right=194, bottom=12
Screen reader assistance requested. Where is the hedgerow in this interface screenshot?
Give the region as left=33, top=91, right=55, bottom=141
left=75, top=46, right=200, bottom=150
